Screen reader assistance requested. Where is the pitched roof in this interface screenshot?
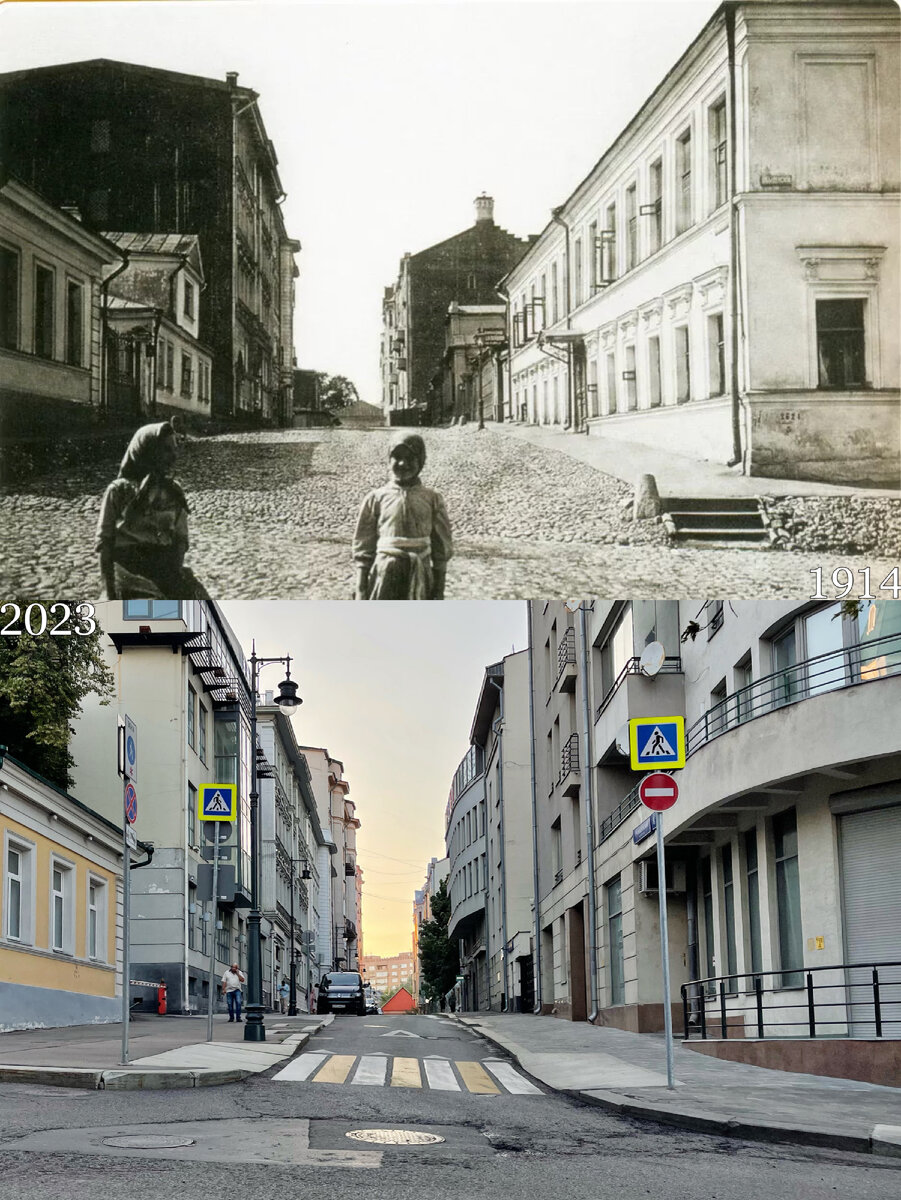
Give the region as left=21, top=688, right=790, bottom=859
left=102, top=231, right=200, bottom=257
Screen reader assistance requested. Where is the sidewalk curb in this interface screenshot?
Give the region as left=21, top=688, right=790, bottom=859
left=447, top=1015, right=885, bottom=1157
left=0, top=1023, right=319, bottom=1090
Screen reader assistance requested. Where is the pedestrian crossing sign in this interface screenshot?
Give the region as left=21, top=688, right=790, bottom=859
left=629, top=716, right=685, bottom=770
left=198, top=783, right=237, bottom=821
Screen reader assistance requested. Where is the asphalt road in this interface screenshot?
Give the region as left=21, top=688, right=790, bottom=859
left=0, top=1014, right=899, bottom=1199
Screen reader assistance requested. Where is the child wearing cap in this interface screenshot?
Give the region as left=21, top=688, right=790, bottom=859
left=352, top=432, right=453, bottom=600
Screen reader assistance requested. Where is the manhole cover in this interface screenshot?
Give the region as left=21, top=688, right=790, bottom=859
left=346, top=1129, right=445, bottom=1146
left=102, top=1135, right=195, bottom=1149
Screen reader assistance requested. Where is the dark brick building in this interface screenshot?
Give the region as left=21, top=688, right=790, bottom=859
left=0, top=59, right=299, bottom=424
left=381, top=196, right=532, bottom=424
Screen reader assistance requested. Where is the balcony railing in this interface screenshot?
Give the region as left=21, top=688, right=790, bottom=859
left=598, top=770, right=673, bottom=844
left=561, top=732, right=579, bottom=778
left=595, top=655, right=683, bottom=722
left=556, top=627, right=576, bottom=682
left=686, top=631, right=901, bottom=757
left=682, top=961, right=901, bottom=1041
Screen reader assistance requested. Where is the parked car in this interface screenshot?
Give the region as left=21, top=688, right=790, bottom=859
left=317, top=971, right=366, bottom=1016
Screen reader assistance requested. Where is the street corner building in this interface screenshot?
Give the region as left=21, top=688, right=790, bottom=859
left=441, top=599, right=901, bottom=1085
left=501, top=1, right=900, bottom=487
left=0, top=58, right=301, bottom=447
left=0, top=750, right=123, bottom=1032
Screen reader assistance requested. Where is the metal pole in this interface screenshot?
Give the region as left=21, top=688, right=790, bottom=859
left=244, top=652, right=266, bottom=1041
left=120, top=799, right=131, bottom=1065
left=206, top=832, right=220, bottom=1041
left=655, top=815, right=675, bottom=1089
left=288, top=859, right=298, bottom=1015
left=525, top=602, right=542, bottom=1012
left=578, top=606, right=600, bottom=1022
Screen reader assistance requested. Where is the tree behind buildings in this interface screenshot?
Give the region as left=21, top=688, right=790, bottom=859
left=417, top=878, right=458, bottom=1008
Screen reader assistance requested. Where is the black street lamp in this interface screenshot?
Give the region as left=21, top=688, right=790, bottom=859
left=287, top=856, right=311, bottom=1017
left=245, top=644, right=301, bottom=1043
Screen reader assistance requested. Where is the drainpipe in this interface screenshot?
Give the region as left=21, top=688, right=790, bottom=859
left=550, top=207, right=575, bottom=431
left=526, top=602, right=542, bottom=1012
left=578, top=605, right=600, bottom=1023
left=488, top=679, right=510, bottom=1011
left=725, top=3, right=743, bottom=468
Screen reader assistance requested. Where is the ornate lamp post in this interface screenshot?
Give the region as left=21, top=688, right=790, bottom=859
left=244, top=644, right=301, bottom=1043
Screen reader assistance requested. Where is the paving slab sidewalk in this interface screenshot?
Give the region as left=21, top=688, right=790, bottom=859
left=0, top=1012, right=328, bottom=1089
left=449, top=1012, right=901, bottom=1158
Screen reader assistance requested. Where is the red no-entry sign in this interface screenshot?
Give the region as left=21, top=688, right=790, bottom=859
left=638, top=772, right=679, bottom=811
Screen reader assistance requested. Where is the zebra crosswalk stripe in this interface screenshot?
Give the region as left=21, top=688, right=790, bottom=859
left=483, top=1060, right=542, bottom=1094
left=273, top=1053, right=543, bottom=1095
left=423, top=1058, right=460, bottom=1091
left=455, top=1060, right=500, bottom=1094
left=313, top=1054, right=356, bottom=1084
left=351, top=1055, right=388, bottom=1086
left=271, top=1052, right=327, bottom=1081
left=390, top=1056, right=422, bottom=1088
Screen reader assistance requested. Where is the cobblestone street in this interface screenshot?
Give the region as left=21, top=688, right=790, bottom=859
left=1, top=427, right=897, bottom=599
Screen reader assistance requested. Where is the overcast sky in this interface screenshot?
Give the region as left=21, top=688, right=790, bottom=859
left=221, top=601, right=528, bottom=956
left=1, top=0, right=718, bottom=405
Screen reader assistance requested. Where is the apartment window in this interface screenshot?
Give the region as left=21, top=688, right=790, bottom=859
left=588, top=221, right=598, bottom=291
left=600, top=604, right=633, bottom=696
left=773, top=625, right=799, bottom=706
left=625, top=184, right=637, bottom=271
left=648, top=336, right=662, bottom=408
left=605, top=351, right=617, bottom=415
left=675, top=325, right=691, bottom=403
left=166, top=342, right=175, bottom=390
left=124, top=599, right=181, bottom=620
left=623, top=343, right=637, bottom=410
left=200, top=899, right=209, bottom=954
left=0, top=244, right=20, bottom=350
left=550, top=261, right=559, bottom=324
left=50, top=859, right=74, bottom=953
left=774, top=809, right=803, bottom=987
left=648, top=158, right=663, bottom=253
left=187, top=684, right=197, bottom=750
left=216, top=908, right=230, bottom=964
left=64, top=280, right=84, bottom=367
left=709, top=677, right=727, bottom=736
left=181, top=352, right=194, bottom=398
left=88, top=188, right=109, bottom=225
left=87, top=877, right=107, bottom=961
left=607, top=876, right=625, bottom=1004
left=722, top=844, right=737, bottom=992
left=701, top=857, right=715, bottom=991
left=602, top=203, right=617, bottom=283
left=707, top=312, right=725, bottom=397
left=551, top=818, right=562, bottom=882
left=816, top=299, right=865, bottom=388
left=184, top=279, right=195, bottom=320
left=708, top=599, right=725, bottom=639
left=90, top=118, right=111, bottom=152
left=188, top=782, right=197, bottom=847
left=539, top=273, right=547, bottom=330
left=34, top=263, right=54, bottom=359
left=676, top=127, right=693, bottom=233
left=709, top=97, right=728, bottom=210
left=198, top=703, right=207, bottom=764
left=744, top=828, right=762, bottom=976
left=573, top=237, right=583, bottom=307
left=5, top=840, right=33, bottom=942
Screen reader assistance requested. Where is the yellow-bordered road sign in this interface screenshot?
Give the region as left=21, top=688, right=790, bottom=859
left=198, top=783, right=237, bottom=821
left=629, top=716, right=685, bottom=770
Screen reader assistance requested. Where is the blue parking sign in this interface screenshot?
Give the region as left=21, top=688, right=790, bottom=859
left=629, top=716, right=685, bottom=770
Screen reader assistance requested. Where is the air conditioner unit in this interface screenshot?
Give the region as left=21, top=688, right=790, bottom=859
left=639, top=859, right=686, bottom=895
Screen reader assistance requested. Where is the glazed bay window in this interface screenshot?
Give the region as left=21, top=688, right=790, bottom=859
left=50, top=859, right=74, bottom=953
left=1, top=244, right=20, bottom=350
left=816, top=299, right=866, bottom=388
left=676, top=127, right=692, bottom=233
left=34, top=263, right=54, bottom=358
left=774, top=809, right=803, bottom=987
left=65, top=280, right=84, bottom=367
left=124, top=599, right=181, bottom=619
left=709, top=97, right=728, bottom=210
left=707, top=313, right=725, bottom=397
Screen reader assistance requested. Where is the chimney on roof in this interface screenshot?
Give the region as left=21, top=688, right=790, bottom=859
left=226, top=71, right=239, bottom=88
left=60, top=203, right=82, bottom=223
left=474, top=193, right=494, bottom=225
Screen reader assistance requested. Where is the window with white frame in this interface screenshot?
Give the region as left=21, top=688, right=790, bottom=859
left=550, top=261, right=559, bottom=324
left=707, top=312, right=725, bottom=397
left=602, top=203, right=617, bottom=283
left=623, top=344, right=637, bottom=410
left=198, top=701, right=207, bottom=764
left=648, top=158, right=663, bottom=254
left=605, top=351, right=617, bottom=415
left=709, top=96, right=728, bottom=211
left=588, top=220, right=598, bottom=291
left=187, top=683, right=197, bottom=750
left=50, top=858, right=75, bottom=953
left=87, top=875, right=107, bottom=961
left=625, top=184, right=638, bottom=272
left=573, top=237, right=583, bottom=307
left=676, top=127, right=693, bottom=234
left=65, top=279, right=84, bottom=367
left=675, top=325, right=691, bottom=403
left=0, top=243, right=20, bottom=351
left=816, top=299, right=866, bottom=389
left=648, top=335, right=662, bottom=408
left=4, top=838, right=34, bottom=943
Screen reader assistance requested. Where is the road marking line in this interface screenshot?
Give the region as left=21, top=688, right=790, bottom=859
left=313, top=1054, right=356, bottom=1084
left=456, top=1061, right=500, bottom=1094
left=483, top=1060, right=542, bottom=1094
left=423, top=1059, right=460, bottom=1091
left=352, top=1055, right=388, bottom=1086
left=390, top=1057, right=422, bottom=1088
left=272, top=1052, right=328, bottom=1081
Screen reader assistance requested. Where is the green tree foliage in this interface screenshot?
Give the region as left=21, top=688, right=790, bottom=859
left=417, top=878, right=458, bottom=1004
left=0, top=610, right=114, bottom=788
left=316, top=373, right=360, bottom=409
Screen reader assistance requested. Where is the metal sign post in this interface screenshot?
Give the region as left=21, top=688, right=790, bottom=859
left=206, top=838, right=220, bottom=1043
left=655, top=814, right=675, bottom=1091
left=121, top=779, right=131, bottom=1064
left=199, top=787, right=234, bottom=1041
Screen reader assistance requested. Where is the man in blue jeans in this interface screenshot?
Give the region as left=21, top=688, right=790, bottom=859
left=221, top=963, right=245, bottom=1022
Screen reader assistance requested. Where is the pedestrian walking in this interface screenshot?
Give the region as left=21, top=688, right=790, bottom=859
left=96, top=421, right=208, bottom=599
left=278, top=978, right=290, bottom=1014
left=221, top=963, right=245, bottom=1022
left=352, top=432, right=453, bottom=600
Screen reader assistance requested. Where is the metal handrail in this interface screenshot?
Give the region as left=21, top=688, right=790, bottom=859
left=598, top=769, right=675, bottom=844
left=561, top=732, right=579, bottom=778
left=556, top=627, right=576, bottom=683
left=595, top=655, right=683, bottom=722
left=686, top=631, right=901, bottom=757
left=681, top=960, right=901, bottom=1040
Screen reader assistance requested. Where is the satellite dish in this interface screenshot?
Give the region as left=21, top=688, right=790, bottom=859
left=563, top=599, right=582, bottom=614
left=639, top=641, right=666, bottom=678
left=615, top=724, right=630, bottom=757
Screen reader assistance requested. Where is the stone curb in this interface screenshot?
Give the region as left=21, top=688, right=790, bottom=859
left=0, top=1026, right=316, bottom=1091
left=446, top=1015, right=884, bottom=1157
